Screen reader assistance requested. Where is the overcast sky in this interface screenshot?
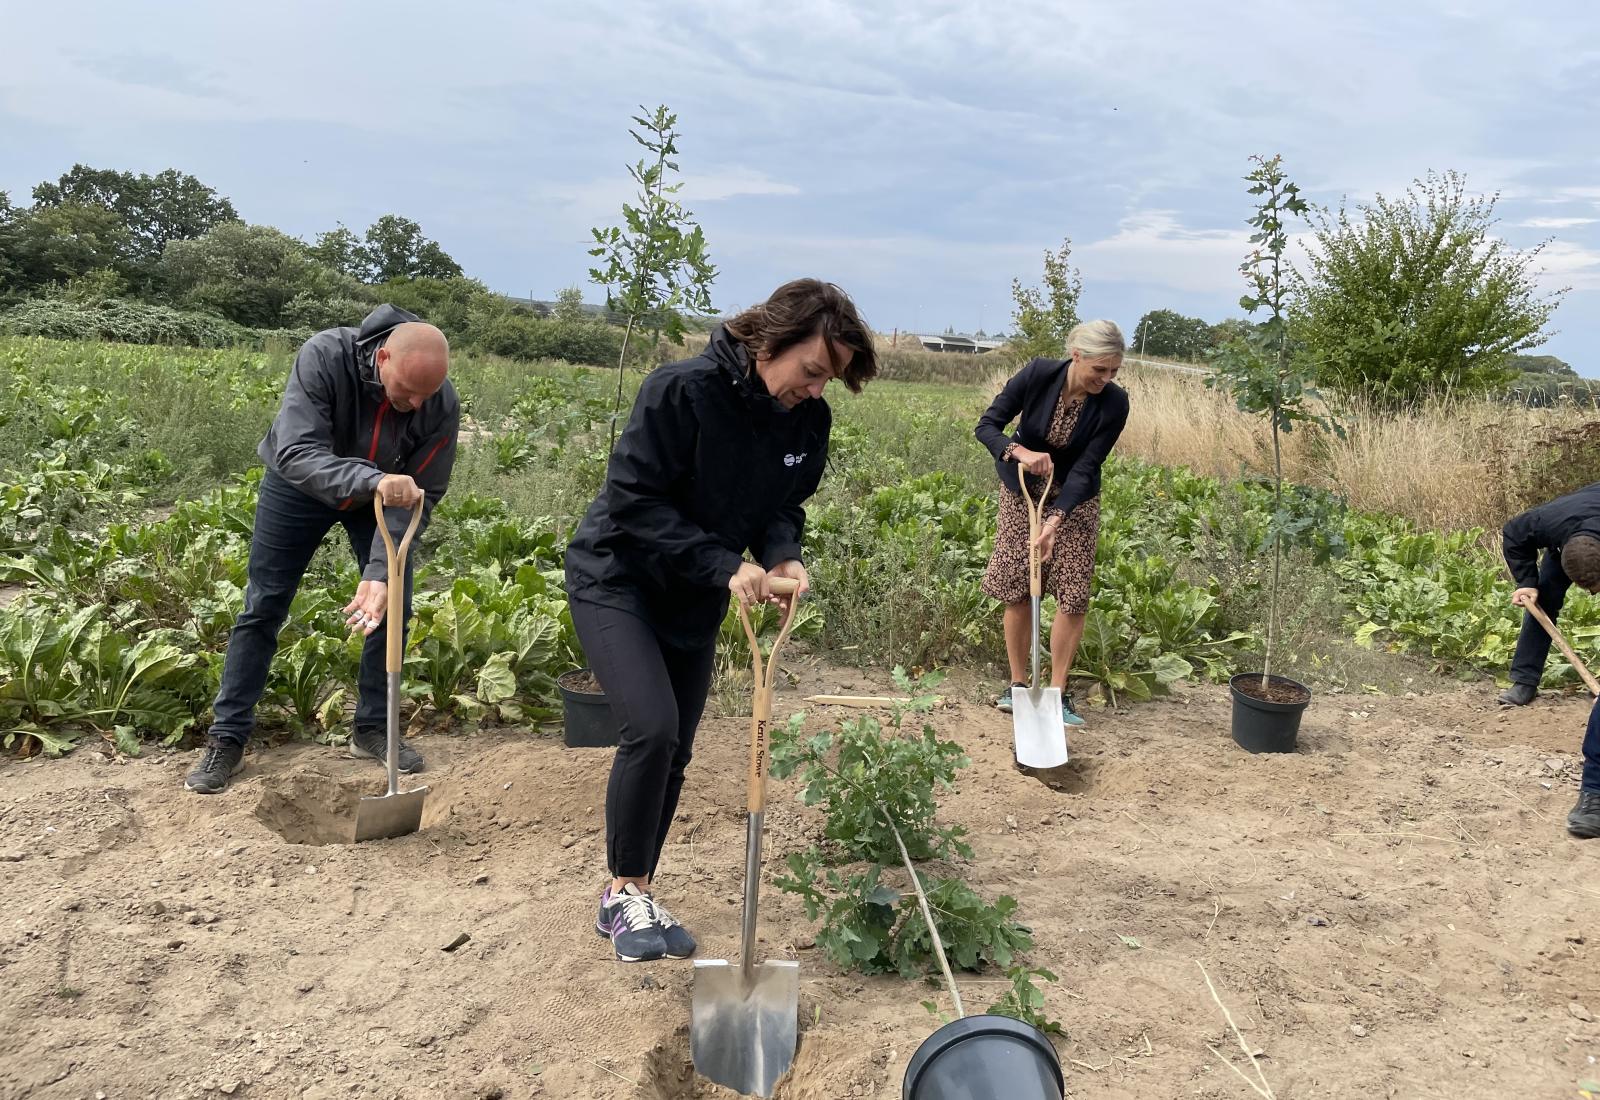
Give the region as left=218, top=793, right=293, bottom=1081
left=3, top=1, right=1596, bottom=370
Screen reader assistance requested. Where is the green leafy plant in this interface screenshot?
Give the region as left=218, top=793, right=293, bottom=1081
left=405, top=568, right=574, bottom=723
left=268, top=631, right=357, bottom=737
left=770, top=671, right=1033, bottom=981
left=0, top=603, right=201, bottom=755
left=984, top=966, right=1067, bottom=1037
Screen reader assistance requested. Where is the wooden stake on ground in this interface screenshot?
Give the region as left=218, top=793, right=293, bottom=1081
left=887, top=815, right=965, bottom=1019
left=803, top=694, right=940, bottom=707
left=1197, top=961, right=1276, bottom=1100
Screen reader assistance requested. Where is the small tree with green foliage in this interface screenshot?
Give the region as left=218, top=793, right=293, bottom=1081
left=588, top=105, right=717, bottom=452
left=1296, top=170, right=1565, bottom=408
left=1208, top=155, right=1343, bottom=692
left=1009, top=237, right=1081, bottom=361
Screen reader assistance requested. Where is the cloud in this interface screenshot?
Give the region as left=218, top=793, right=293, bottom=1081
left=1538, top=241, right=1600, bottom=293
left=682, top=171, right=801, bottom=203
left=1, top=0, right=1596, bottom=363
left=1078, top=211, right=1259, bottom=294
left=713, top=228, right=1037, bottom=283
left=1518, top=217, right=1599, bottom=230
left=528, top=167, right=800, bottom=239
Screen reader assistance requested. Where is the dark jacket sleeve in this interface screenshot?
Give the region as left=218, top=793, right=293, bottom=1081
left=1055, top=393, right=1130, bottom=518
left=361, top=391, right=461, bottom=583
left=975, top=360, right=1036, bottom=460
left=607, top=373, right=745, bottom=590
left=269, top=337, right=385, bottom=505
left=1502, top=505, right=1552, bottom=590
left=756, top=408, right=829, bottom=569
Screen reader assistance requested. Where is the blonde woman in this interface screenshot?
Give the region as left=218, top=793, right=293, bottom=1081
left=975, top=321, right=1129, bottom=725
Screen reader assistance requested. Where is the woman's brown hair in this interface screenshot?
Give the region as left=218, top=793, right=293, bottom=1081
left=723, top=278, right=878, bottom=393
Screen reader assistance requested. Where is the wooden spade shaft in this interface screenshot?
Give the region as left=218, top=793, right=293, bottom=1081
left=1526, top=599, right=1600, bottom=697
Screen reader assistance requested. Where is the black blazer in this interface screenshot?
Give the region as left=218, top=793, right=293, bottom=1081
left=975, top=357, right=1130, bottom=516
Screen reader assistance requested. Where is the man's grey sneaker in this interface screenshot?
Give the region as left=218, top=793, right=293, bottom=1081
left=1497, top=682, right=1538, bottom=707
left=185, top=740, right=245, bottom=794
left=1062, top=694, right=1086, bottom=728
left=348, top=726, right=424, bottom=773
left=650, top=897, right=698, bottom=959
left=596, top=883, right=668, bottom=962
left=1568, top=791, right=1600, bottom=839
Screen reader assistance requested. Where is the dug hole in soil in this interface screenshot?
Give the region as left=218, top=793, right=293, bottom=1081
left=4, top=659, right=1600, bottom=1099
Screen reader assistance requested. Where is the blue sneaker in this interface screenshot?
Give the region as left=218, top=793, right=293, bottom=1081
left=650, top=897, right=698, bottom=959
left=996, top=683, right=1025, bottom=713
left=596, top=883, right=667, bottom=962
left=1062, top=694, right=1086, bottom=727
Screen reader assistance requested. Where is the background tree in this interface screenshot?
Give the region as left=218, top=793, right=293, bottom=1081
left=31, top=165, right=238, bottom=289
left=1131, top=308, right=1215, bottom=360
left=362, top=215, right=462, bottom=282
left=1009, top=238, right=1081, bottom=361
left=8, top=203, right=132, bottom=295
left=1508, top=353, right=1575, bottom=377
left=308, top=224, right=370, bottom=281
left=1295, top=170, right=1565, bottom=407
left=553, top=285, right=587, bottom=323
left=160, top=223, right=358, bottom=329
left=0, top=192, right=20, bottom=301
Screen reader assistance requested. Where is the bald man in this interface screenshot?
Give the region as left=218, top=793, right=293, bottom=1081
left=186, top=305, right=460, bottom=794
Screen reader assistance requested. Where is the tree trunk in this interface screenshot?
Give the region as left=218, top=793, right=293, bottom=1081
left=607, top=309, right=641, bottom=456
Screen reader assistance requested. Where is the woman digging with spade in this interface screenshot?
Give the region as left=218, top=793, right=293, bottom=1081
left=563, top=279, right=877, bottom=963
left=975, top=320, right=1129, bottom=726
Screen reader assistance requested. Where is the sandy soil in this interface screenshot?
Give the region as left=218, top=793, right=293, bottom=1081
left=4, top=662, right=1600, bottom=1100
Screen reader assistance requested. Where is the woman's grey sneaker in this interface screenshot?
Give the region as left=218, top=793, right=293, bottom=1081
left=596, top=883, right=668, bottom=962
left=184, top=740, right=245, bottom=794
left=1062, top=694, right=1086, bottom=728
left=650, top=898, right=698, bottom=959
left=348, top=727, right=424, bottom=773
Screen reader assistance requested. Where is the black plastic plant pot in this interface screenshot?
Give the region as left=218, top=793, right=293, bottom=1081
left=1229, top=672, right=1312, bottom=754
left=903, top=1015, right=1064, bottom=1100
left=557, top=669, right=618, bottom=749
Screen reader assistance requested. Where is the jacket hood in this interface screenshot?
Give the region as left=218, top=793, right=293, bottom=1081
left=705, top=324, right=795, bottom=419
left=354, top=304, right=424, bottom=383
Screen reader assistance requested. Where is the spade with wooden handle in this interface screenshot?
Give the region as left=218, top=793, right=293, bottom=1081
left=691, top=576, right=803, bottom=1098
left=353, top=494, right=428, bottom=843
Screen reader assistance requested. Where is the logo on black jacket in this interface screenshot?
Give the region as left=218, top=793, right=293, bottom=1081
left=784, top=452, right=807, bottom=467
